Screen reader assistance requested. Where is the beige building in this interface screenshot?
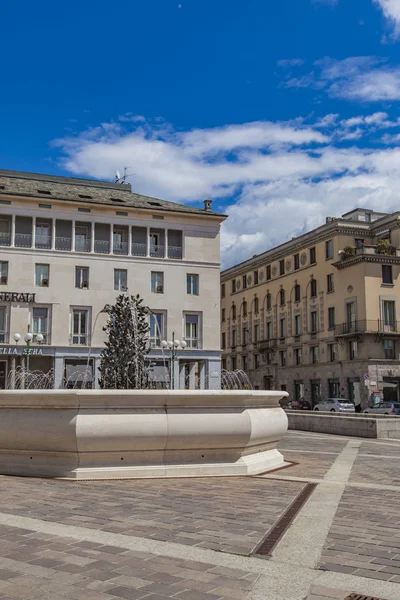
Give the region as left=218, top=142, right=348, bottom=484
left=0, top=169, right=225, bottom=389
left=221, top=208, right=400, bottom=407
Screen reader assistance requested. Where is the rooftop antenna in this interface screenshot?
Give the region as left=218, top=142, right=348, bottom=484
left=115, top=166, right=133, bottom=184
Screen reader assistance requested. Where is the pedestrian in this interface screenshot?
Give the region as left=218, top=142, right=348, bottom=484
left=354, top=395, right=362, bottom=413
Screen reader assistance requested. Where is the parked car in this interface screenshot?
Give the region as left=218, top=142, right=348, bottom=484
left=313, top=398, right=355, bottom=412
left=286, top=399, right=312, bottom=410
left=363, top=402, right=400, bottom=415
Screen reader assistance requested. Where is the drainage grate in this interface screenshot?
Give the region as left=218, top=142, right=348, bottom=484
left=345, top=594, right=387, bottom=600
left=253, top=482, right=316, bottom=556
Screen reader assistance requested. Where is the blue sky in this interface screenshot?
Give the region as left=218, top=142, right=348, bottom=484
left=2, top=0, right=400, bottom=267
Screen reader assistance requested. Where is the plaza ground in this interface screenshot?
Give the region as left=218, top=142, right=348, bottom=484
left=0, top=432, right=399, bottom=599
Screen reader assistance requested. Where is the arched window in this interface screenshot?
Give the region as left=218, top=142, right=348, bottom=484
left=242, top=301, right=247, bottom=317
left=279, top=289, right=285, bottom=306
left=232, top=304, right=236, bottom=320
left=310, top=279, right=317, bottom=298
left=254, top=297, right=259, bottom=313
left=294, top=284, right=301, bottom=303
left=266, top=293, right=272, bottom=310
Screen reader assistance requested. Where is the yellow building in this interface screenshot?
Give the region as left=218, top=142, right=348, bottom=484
left=221, top=208, right=400, bottom=407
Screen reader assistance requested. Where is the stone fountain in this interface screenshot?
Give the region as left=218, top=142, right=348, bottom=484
left=0, top=294, right=288, bottom=479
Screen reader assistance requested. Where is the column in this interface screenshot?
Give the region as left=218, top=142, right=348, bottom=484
left=128, top=226, right=132, bottom=256
left=207, top=358, right=221, bottom=390
left=51, top=218, right=55, bottom=250
left=32, top=217, right=36, bottom=248
left=10, top=357, right=16, bottom=389
left=11, top=214, right=15, bottom=247
left=91, top=222, right=95, bottom=253
left=54, top=356, right=64, bottom=389
left=179, top=361, right=186, bottom=389
left=199, top=361, right=206, bottom=390
left=20, top=356, right=26, bottom=388
left=110, top=224, right=113, bottom=254
left=146, top=227, right=150, bottom=257
left=188, top=361, right=196, bottom=390
left=71, top=221, right=76, bottom=252
left=173, top=357, right=180, bottom=389
left=164, top=229, right=168, bottom=259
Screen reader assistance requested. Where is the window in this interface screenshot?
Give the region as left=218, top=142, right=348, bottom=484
left=280, top=318, right=286, bottom=339
left=0, top=262, right=8, bottom=285
left=310, top=247, right=316, bottom=264
left=0, top=306, right=7, bottom=342
left=36, top=221, right=51, bottom=248
left=32, top=307, right=49, bottom=343
left=222, top=358, right=226, bottom=371
left=75, top=267, right=89, bottom=289
left=325, top=240, right=333, bottom=260
left=221, top=332, right=226, bottom=349
left=384, top=340, right=395, bottom=359
left=328, top=307, right=335, bottom=330
left=294, top=348, right=302, bottom=365
left=232, top=329, right=237, bottom=347
left=187, top=274, right=199, bottom=295
left=221, top=308, right=225, bottom=322
left=294, top=314, right=301, bottom=336
left=242, top=275, right=247, bottom=290
left=327, top=274, right=334, bottom=293
left=254, top=354, right=260, bottom=369
left=279, top=259, right=285, bottom=276
left=254, top=297, right=259, bottom=313
left=279, top=289, right=285, bottom=306
left=265, top=351, right=272, bottom=365
left=149, top=312, right=164, bottom=348
left=242, top=327, right=248, bottom=345
left=151, top=271, right=164, bottom=294
left=231, top=357, right=237, bottom=371
left=266, top=320, right=272, bottom=340
left=349, top=340, right=358, bottom=360
left=266, top=293, right=272, bottom=310
left=294, top=284, right=301, bottom=303
left=114, top=269, right=127, bottom=292
left=71, top=309, right=89, bottom=345
left=328, top=379, right=340, bottom=398
left=294, top=253, right=300, bottom=271
left=185, top=313, right=200, bottom=348
left=266, top=265, right=271, bottom=281
left=221, top=283, right=225, bottom=298
left=242, top=301, right=247, bottom=317
left=35, top=264, right=49, bottom=287
left=355, top=238, right=364, bottom=249
left=253, top=271, right=259, bottom=285
left=310, top=346, right=319, bottom=364
left=280, top=350, right=286, bottom=366
left=310, top=279, right=317, bottom=298
left=232, top=304, right=236, bottom=319
left=232, top=279, right=236, bottom=293
left=310, top=310, right=318, bottom=333
left=329, top=343, right=338, bottom=362
left=382, top=265, right=393, bottom=284
left=254, top=324, right=259, bottom=343
left=382, top=300, right=395, bottom=330
left=75, top=224, right=90, bottom=252
left=242, top=356, right=248, bottom=371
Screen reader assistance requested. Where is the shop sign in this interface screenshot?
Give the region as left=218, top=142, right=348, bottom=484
left=0, top=347, right=48, bottom=356
left=0, top=292, right=36, bottom=303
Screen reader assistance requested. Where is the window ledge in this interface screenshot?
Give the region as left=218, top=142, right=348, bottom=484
left=381, top=283, right=394, bottom=287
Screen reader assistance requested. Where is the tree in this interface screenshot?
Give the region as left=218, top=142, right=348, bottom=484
left=99, top=293, right=151, bottom=389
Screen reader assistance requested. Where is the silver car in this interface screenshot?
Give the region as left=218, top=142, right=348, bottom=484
left=313, top=398, right=355, bottom=412
left=364, top=402, right=400, bottom=415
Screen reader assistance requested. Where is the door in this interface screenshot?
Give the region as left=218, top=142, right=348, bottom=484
left=311, top=381, right=321, bottom=407
left=346, top=302, right=356, bottom=333
left=0, top=361, right=7, bottom=389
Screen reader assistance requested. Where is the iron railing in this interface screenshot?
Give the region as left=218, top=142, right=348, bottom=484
left=335, top=320, right=400, bottom=336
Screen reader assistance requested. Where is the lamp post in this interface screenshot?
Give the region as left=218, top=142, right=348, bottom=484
left=14, top=325, right=44, bottom=389
left=161, top=332, right=186, bottom=389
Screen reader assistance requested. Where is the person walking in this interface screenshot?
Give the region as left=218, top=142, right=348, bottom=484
left=354, top=394, right=362, bottom=413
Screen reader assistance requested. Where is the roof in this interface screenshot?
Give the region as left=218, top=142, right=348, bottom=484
left=0, top=169, right=226, bottom=219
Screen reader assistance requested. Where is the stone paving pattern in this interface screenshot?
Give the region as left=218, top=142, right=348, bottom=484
left=1, top=475, right=303, bottom=556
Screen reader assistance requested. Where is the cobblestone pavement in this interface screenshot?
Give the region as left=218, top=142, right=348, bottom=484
left=0, top=431, right=399, bottom=600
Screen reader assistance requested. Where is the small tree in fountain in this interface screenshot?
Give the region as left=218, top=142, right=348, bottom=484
left=99, top=293, right=151, bottom=389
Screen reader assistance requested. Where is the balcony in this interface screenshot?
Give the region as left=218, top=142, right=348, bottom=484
left=150, top=244, right=165, bottom=258
left=132, top=242, right=147, bottom=257
left=94, top=239, right=110, bottom=254
left=168, top=245, right=183, bottom=259
left=55, top=236, right=72, bottom=251
left=335, top=320, right=400, bottom=336
left=36, top=234, right=52, bottom=249
left=15, top=233, right=32, bottom=248
left=113, top=241, right=129, bottom=255
left=257, top=338, right=276, bottom=351
left=0, top=232, right=11, bottom=246
left=75, top=237, right=91, bottom=252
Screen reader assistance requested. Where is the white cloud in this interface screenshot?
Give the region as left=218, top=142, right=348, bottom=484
left=374, top=0, right=400, bottom=37
left=54, top=113, right=400, bottom=268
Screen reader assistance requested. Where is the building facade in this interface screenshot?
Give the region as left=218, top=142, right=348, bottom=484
left=0, top=169, right=225, bottom=389
left=221, top=208, right=400, bottom=407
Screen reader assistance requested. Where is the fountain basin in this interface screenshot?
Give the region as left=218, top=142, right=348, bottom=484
left=0, top=389, right=288, bottom=479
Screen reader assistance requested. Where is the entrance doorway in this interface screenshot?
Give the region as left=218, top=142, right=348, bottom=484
left=0, top=361, right=7, bottom=389
left=311, top=380, right=321, bottom=407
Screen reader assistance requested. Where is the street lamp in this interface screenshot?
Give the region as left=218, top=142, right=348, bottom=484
left=161, top=332, right=186, bottom=389
left=14, top=325, right=44, bottom=389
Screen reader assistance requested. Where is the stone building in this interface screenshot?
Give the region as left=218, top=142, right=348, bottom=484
left=221, top=208, right=400, bottom=407
left=0, top=169, right=225, bottom=389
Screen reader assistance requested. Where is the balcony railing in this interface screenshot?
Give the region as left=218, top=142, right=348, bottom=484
left=113, top=241, right=129, bottom=255
left=15, top=233, right=32, bottom=248
left=71, top=334, right=90, bottom=346
left=94, top=240, right=110, bottom=254
left=36, top=234, right=52, bottom=249
left=55, top=236, right=72, bottom=251
left=257, top=338, right=276, bottom=351
left=75, top=238, right=91, bottom=252
left=168, top=245, right=183, bottom=259
left=0, top=330, right=8, bottom=343
left=132, top=242, right=147, bottom=257
left=0, top=233, right=11, bottom=246
left=335, top=320, right=400, bottom=336
left=150, top=245, right=165, bottom=258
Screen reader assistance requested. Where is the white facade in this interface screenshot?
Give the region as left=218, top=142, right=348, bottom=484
left=0, top=169, right=225, bottom=389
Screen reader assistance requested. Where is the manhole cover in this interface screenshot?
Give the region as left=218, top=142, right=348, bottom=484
left=345, top=594, right=386, bottom=600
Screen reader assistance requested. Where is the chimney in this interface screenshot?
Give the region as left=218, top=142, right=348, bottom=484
left=203, top=199, right=212, bottom=212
